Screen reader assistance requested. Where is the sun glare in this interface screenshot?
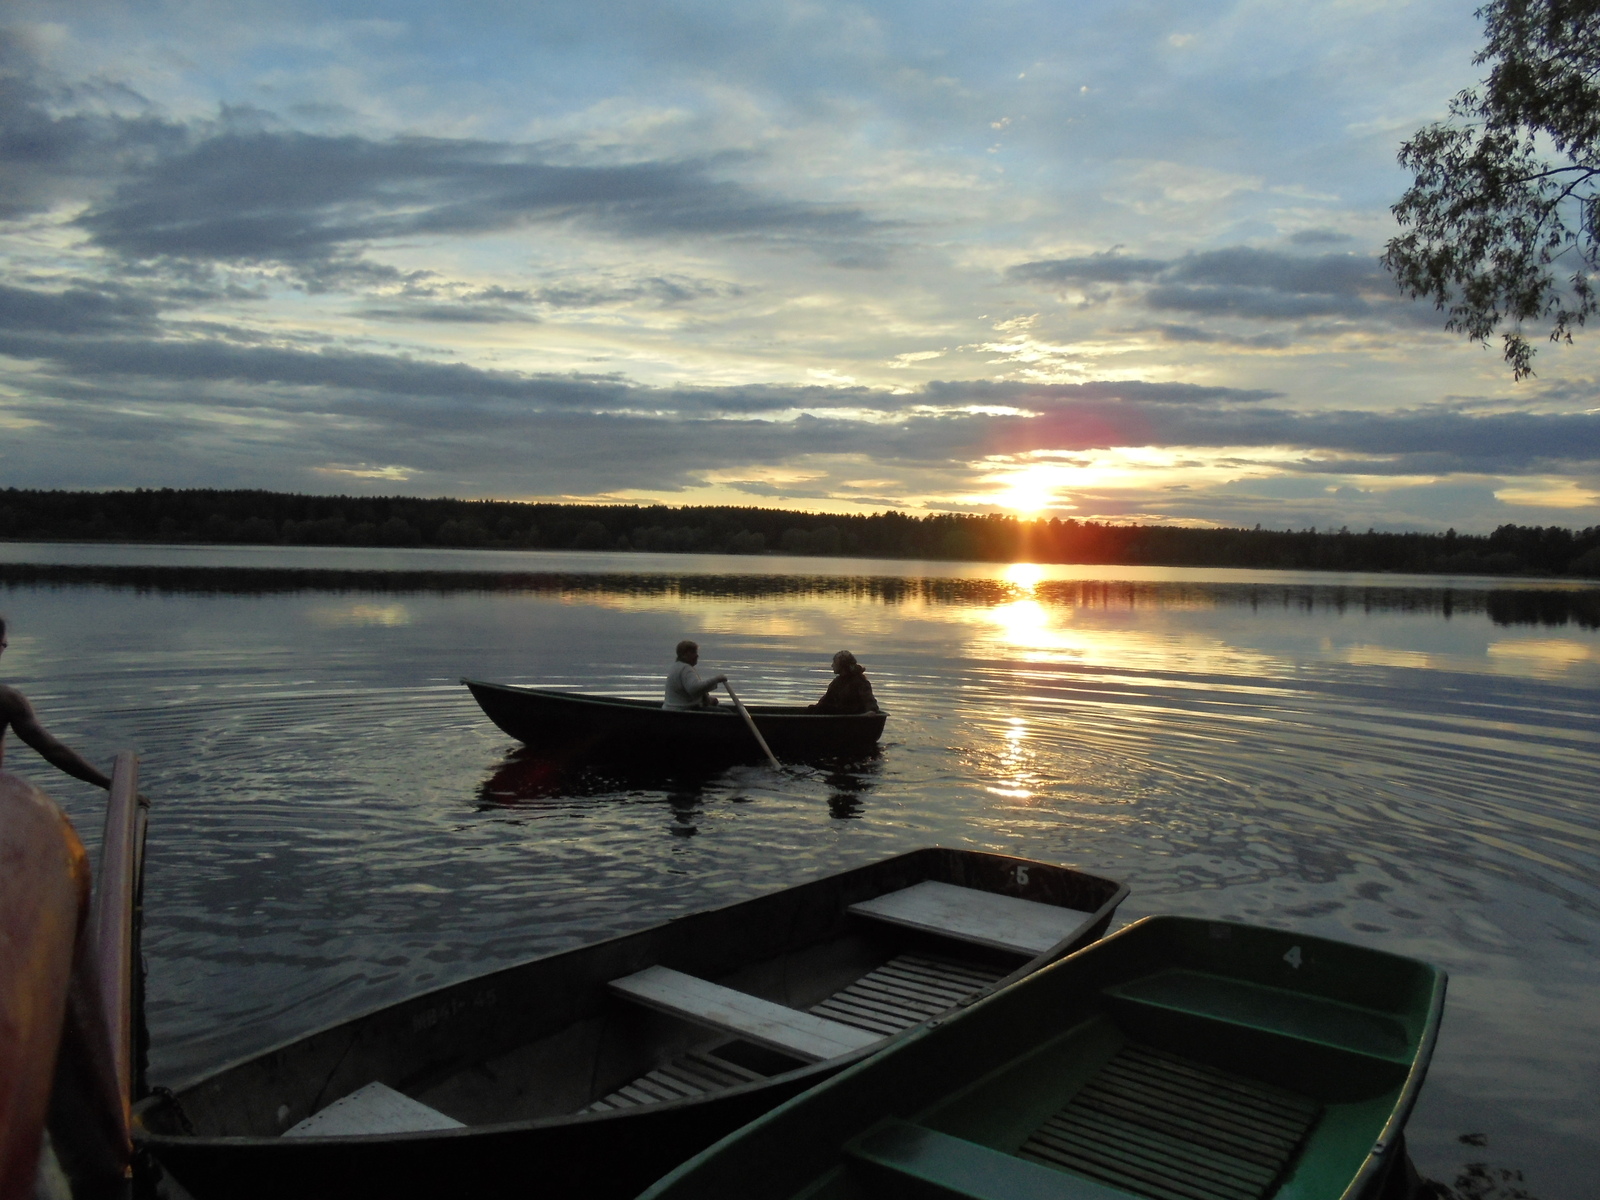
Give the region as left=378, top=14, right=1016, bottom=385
left=997, top=465, right=1059, bottom=516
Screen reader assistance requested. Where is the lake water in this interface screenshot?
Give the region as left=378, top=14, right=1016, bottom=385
left=2, top=542, right=1596, bottom=1198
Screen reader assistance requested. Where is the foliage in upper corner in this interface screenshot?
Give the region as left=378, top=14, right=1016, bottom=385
left=1383, top=0, right=1600, bottom=378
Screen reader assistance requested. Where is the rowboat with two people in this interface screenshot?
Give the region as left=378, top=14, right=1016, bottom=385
left=462, top=678, right=888, bottom=763
left=640, top=915, right=1446, bottom=1200
left=136, top=847, right=1129, bottom=1200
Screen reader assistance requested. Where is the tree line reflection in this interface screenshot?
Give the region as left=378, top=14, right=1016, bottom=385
left=5, top=562, right=1597, bottom=628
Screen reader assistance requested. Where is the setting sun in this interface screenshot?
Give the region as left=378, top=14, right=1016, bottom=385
left=995, top=465, right=1062, bottom=516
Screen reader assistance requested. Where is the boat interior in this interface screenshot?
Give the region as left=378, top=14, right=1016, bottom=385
left=151, top=870, right=1111, bottom=1142
left=702, top=920, right=1439, bottom=1200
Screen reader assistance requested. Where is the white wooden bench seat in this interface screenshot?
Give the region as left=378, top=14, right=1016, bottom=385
left=608, top=965, right=881, bottom=1063
left=283, top=1081, right=465, bottom=1138
left=847, top=881, right=1096, bottom=957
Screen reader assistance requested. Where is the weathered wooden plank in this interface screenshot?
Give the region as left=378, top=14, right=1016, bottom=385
left=848, top=881, right=1095, bottom=956
left=283, top=1083, right=464, bottom=1138
left=608, top=966, right=880, bottom=1062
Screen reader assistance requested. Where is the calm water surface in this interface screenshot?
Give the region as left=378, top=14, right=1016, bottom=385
left=2, top=543, right=1596, bottom=1197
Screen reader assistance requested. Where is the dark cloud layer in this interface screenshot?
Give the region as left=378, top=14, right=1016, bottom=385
left=2, top=323, right=1595, bottom=486
left=0, top=282, right=160, bottom=334
left=1007, top=247, right=1415, bottom=325
left=75, top=132, right=880, bottom=270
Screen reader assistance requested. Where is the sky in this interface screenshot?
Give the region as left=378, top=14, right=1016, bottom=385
left=3, top=0, right=1599, bottom=533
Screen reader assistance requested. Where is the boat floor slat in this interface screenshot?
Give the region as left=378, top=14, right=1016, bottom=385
left=628, top=1078, right=685, bottom=1104
left=1111, top=1046, right=1321, bottom=1122
left=639, top=1069, right=704, bottom=1099
left=657, top=1058, right=747, bottom=1092
left=871, top=958, right=992, bottom=990
left=864, top=966, right=972, bottom=1004
left=1023, top=1137, right=1231, bottom=1200
left=1094, top=1068, right=1318, bottom=1145
left=811, top=1001, right=912, bottom=1035
left=845, top=979, right=955, bottom=1014
left=1074, top=1089, right=1297, bottom=1166
left=1037, top=1109, right=1276, bottom=1186
left=611, top=1082, right=666, bottom=1106
left=685, top=1052, right=767, bottom=1085
left=1030, top=1119, right=1275, bottom=1191
left=1016, top=1042, right=1321, bottom=1200
left=894, top=951, right=1009, bottom=983
left=820, top=987, right=938, bottom=1022
left=586, top=1049, right=772, bottom=1112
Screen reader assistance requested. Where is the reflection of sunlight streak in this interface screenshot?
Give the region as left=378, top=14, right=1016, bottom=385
left=989, top=599, right=1064, bottom=651
left=1487, top=638, right=1598, bottom=680
left=969, top=598, right=1293, bottom=678
left=985, top=715, right=1035, bottom=801
left=1004, top=562, right=1045, bottom=592
left=1488, top=639, right=1595, bottom=665
left=307, top=602, right=411, bottom=627
left=1339, top=645, right=1436, bottom=670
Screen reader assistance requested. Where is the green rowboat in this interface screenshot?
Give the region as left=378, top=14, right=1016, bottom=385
left=637, top=916, right=1446, bottom=1200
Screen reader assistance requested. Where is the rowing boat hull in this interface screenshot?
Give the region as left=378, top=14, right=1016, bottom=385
left=640, top=916, right=1447, bottom=1200
left=462, top=678, right=887, bottom=762
left=137, top=848, right=1127, bottom=1200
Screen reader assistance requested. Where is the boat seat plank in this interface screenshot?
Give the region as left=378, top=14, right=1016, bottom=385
left=609, top=966, right=880, bottom=1062
left=848, top=1120, right=1132, bottom=1200
left=282, top=1082, right=465, bottom=1138
left=848, top=881, right=1095, bottom=957
left=588, top=953, right=1003, bottom=1116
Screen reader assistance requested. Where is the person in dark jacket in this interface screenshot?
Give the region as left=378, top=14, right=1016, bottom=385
left=808, top=650, right=880, bottom=714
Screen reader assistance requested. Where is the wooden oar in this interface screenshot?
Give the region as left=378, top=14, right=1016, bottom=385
left=723, top=683, right=781, bottom=770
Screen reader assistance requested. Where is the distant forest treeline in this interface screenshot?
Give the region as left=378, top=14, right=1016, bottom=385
left=3, top=488, right=1599, bottom=578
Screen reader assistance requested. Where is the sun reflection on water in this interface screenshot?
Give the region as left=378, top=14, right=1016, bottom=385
left=1004, top=562, right=1047, bottom=591
left=984, top=714, right=1036, bottom=801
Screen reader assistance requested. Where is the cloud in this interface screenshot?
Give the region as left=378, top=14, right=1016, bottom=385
left=1007, top=246, right=1418, bottom=327
left=0, top=282, right=161, bottom=334
left=1136, top=323, right=1294, bottom=349
left=921, top=379, right=1279, bottom=408
left=358, top=304, right=538, bottom=324
left=0, top=28, right=184, bottom=218
left=1145, top=283, right=1371, bottom=319
left=530, top=275, right=742, bottom=309
left=1007, top=251, right=1167, bottom=285
left=1289, top=229, right=1355, bottom=246
left=75, top=131, right=884, bottom=271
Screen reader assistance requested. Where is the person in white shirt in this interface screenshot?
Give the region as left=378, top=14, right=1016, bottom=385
left=663, top=640, right=727, bottom=709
